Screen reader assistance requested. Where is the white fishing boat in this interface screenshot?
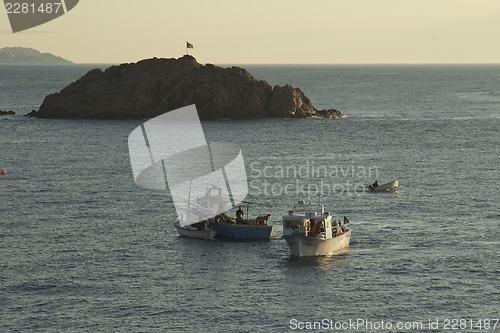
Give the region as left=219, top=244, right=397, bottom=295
left=368, top=180, right=398, bottom=192
left=282, top=200, right=351, bottom=257
left=174, top=220, right=217, bottom=240
left=174, top=185, right=229, bottom=240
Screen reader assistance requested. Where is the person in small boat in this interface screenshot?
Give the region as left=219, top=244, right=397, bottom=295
left=372, top=180, right=379, bottom=188
left=236, top=206, right=244, bottom=222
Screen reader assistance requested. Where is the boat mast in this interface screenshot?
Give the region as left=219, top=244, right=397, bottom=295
left=186, top=180, right=192, bottom=223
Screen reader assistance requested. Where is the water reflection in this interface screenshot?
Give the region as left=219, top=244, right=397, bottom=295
left=282, top=250, right=351, bottom=272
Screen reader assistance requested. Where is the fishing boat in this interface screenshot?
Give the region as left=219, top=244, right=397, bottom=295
left=282, top=200, right=351, bottom=257
left=173, top=185, right=229, bottom=240
left=215, top=218, right=273, bottom=240
left=174, top=220, right=217, bottom=240
left=215, top=203, right=273, bottom=240
left=368, top=180, right=398, bottom=192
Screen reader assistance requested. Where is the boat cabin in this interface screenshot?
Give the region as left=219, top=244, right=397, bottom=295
left=186, top=185, right=231, bottom=223
left=283, top=201, right=343, bottom=239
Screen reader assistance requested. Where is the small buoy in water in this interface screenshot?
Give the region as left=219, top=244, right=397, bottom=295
left=0, top=169, right=6, bottom=175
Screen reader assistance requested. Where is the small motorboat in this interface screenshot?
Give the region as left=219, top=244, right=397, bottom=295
left=174, top=220, right=217, bottom=240
left=282, top=200, right=351, bottom=257
left=368, top=180, right=398, bottom=192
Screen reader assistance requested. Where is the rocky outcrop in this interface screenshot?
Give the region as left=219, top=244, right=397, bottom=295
left=29, top=55, right=343, bottom=120
left=0, top=110, right=16, bottom=116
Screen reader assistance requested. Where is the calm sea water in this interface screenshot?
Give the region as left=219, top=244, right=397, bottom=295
left=1, top=64, right=499, bottom=332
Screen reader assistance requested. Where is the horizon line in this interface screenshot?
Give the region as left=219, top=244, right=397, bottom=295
left=58, top=61, right=500, bottom=66
left=2, top=60, right=500, bottom=66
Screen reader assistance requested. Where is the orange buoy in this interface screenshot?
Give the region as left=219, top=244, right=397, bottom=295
left=0, top=169, right=6, bottom=175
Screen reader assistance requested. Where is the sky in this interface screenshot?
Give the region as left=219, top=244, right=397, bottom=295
left=1, top=0, right=500, bottom=64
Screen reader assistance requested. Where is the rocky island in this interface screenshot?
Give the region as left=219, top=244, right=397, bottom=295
left=0, top=47, right=72, bottom=64
left=29, top=55, right=343, bottom=120
left=0, top=110, right=16, bottom=116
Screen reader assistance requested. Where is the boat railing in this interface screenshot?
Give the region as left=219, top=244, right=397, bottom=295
left=292, top=203, right=325, bottom=215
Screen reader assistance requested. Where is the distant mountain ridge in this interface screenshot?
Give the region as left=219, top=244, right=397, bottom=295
left=0, top=47, right=72, bottom=64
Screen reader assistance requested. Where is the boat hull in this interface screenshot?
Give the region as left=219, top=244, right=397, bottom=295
left=283, top=230, right=351, bottom=257
left=174, top=221, right=217, bottom=240
left=370, top=180, right=398, bottom=192
left=216, top=222, right=273, bottom=240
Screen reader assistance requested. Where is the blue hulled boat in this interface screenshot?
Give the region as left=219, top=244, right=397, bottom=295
left=214, top=202, right=273, bottom=240
left=216, top=220, right=273, bottom=240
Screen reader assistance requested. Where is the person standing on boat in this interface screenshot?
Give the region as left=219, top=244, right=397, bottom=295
left=236, top=206, right=244, bottom=222
left=310, top=219, right=316, bottom=236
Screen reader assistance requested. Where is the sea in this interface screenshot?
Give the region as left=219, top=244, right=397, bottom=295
left=0, top=63, right=499, bottom=333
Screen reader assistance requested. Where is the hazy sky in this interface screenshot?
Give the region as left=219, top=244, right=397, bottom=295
left=2, top=0, right=500, bottom=64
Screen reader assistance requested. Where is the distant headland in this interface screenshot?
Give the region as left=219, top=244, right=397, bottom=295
left=0, top=47, right=72, bottom=64
left=28, top=55, right=343, bottom=120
